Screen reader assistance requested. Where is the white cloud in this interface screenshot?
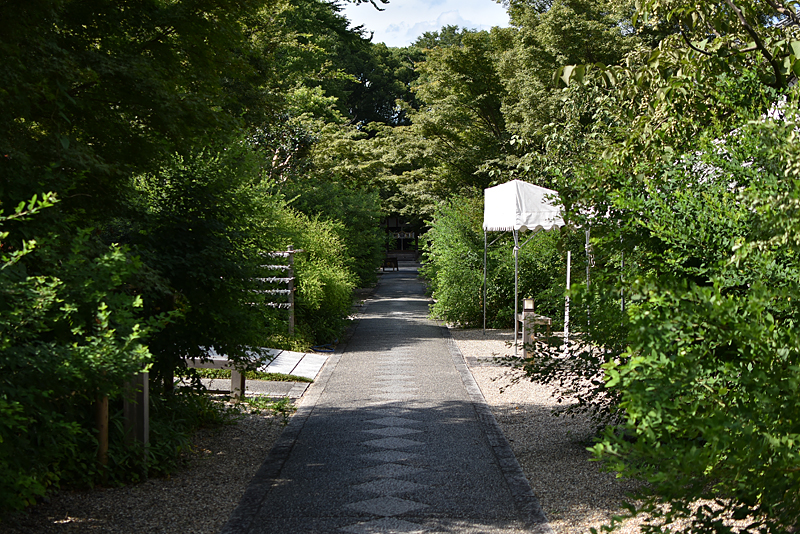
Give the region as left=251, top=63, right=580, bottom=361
left=341, top=0, right=509, bottom=47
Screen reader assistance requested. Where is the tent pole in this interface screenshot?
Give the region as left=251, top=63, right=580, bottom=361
left=483, top=231, right=487, bottom=335
left=586, top=226, right=591, bottom=328
left=565, top=250, right=571, bottom=354
left=514, top=229, right=519, bottom=357
left=585, top=227, right=591, bottom=289
left=620, top=249, right=625, bottom=314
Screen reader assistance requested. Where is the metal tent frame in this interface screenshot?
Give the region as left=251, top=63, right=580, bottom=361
left=481, top=180, right=565, bottom=355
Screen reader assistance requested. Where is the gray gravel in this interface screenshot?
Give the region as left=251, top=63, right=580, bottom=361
left=450, top=328, right=643, bottom=534
left=452, top=329, right=751, bottom=534
left=6, top=337, right=641, bottom=534
left=4, top=404, right=288, bottom=534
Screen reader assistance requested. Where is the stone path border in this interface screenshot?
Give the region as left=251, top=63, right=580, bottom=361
left=220, top=265, right=554, bottom=534
left=442, top=327, right=553, bottom=534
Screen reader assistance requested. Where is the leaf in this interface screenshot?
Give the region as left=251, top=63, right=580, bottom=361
left=572, top=64, right=586, bottom=84
left=793, top=57, right=800, bottom=77
left=561, top=65, right=576, bottom=86
left=602, top=69, right=618, bottom=87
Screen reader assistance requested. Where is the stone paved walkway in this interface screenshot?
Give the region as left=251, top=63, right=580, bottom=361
left=220, top=263, right=552, bottom=534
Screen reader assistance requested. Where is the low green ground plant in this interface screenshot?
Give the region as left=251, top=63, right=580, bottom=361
left=193, top=368, right=313, bottom=383
left=240, top=396, right=296, bottom=425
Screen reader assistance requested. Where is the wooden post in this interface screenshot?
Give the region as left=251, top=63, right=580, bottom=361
left=123, top=370, right=149, bottom=472
left=288, top=245, right=295, bottom=336
left=95, top=395, right=109, bottom=482
left=231, top=369, right=245, bottom=399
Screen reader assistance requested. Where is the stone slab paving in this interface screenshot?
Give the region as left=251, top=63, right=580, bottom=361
left=194, top=350, right=328, bottom=380
left=199, top=378, right=309, bottom=399
left=220, top=264, right=553, bottom=534
left=256, top=350, right=328, bottom=379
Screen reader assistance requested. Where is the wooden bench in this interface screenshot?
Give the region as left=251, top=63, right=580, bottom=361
left=382, top=257, right=399, bottom=271
left=518, top=311, right=552, bottom=359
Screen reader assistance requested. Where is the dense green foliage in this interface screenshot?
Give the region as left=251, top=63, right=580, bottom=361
left=0, top=197, right=229, bottom=511
left=5, top=0, right=800, bottom=529
left=131, top=148, right=275, bottom=386
left=287, top=211, right=357, bottom=344
left=579, top=86, right=800, bottom=533
left=420, top=198, right=486, bottom=326
left=0, top=0, right=389, bottom=517
left=280, top=178, right=385, bottom=288
left=416, top=1, right=800, bottom=531
left=536, top=1, right=800, bottom=530
left=421, top=196, right=575, bottom=329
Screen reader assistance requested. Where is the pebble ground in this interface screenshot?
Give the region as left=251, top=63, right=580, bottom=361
left=6, top=271, right=649, bottom=534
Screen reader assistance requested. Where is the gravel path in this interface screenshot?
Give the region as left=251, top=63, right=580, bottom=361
left=450, top=328, right=642, bottom=534
left=6, top=330, right=641, bottom=534
left=4, top=407, right=287, bottom=534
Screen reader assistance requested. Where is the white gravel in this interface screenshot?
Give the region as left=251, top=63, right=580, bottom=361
left=4, top=404, right=287, bottom=534
left=451, top=328, right=644, bottom=534
left=8, top=330, right=646, bottom=534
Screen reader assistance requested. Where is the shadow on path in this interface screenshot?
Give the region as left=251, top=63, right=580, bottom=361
left=220, top=265, right=552, bottom=534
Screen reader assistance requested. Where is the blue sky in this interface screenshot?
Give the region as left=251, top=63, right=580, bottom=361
left=339, top=0, right=510, bottom=48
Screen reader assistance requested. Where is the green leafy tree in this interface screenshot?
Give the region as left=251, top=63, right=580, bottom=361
left=0, top=0, right=390, bottom=516
left=0, top=0, right=287, bottom=227
left=0, top=195, right=162, bottom=512
left=586, top=110, right=800, bottom=532
left=414, top=25, right=470, bottom=49
left=410, top=27, right=514, bottom=195
left=497, top=0, right=642, bottom=186
left=326, top=41, right=423, bottom=127
left=538, top=0, right=800, bottom=528
left=282, top=179, right=385, bottom=287
left=130, top=147, right=279, bottom=387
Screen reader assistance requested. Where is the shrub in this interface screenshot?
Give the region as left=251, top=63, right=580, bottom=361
left=261, top=204, right=356, bottom=345
left=0, top=195, right=155, bottom=513
left=579, top=104, right=800, bottom=531
left=0, top=195, right=234, bottom=519
left=130, top=148, right=277, bottom=387
left=292, top=214, right=356, bottom=344
left=421, top=196, right=485, bottom=326
left=421, top=194, right=574, bottom=328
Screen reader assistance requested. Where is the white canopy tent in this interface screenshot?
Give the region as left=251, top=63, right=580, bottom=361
left=482, top=180, right=565, bottom=354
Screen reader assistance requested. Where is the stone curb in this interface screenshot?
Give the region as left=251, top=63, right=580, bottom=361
left=442, top=326, right=555, bottom=534
left=218, top=330, right=352, bottom=534
left=219, top=270, right=550, bottom=534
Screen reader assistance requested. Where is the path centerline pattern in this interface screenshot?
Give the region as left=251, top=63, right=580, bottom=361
left=220, top=264, right=552, bottom=534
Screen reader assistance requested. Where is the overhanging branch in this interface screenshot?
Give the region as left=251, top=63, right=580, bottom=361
left=723, top=0, right=785, bottom=87
left=680, top=28, right=713, bottom=56
left=764, top=0, right=800, bottom=26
